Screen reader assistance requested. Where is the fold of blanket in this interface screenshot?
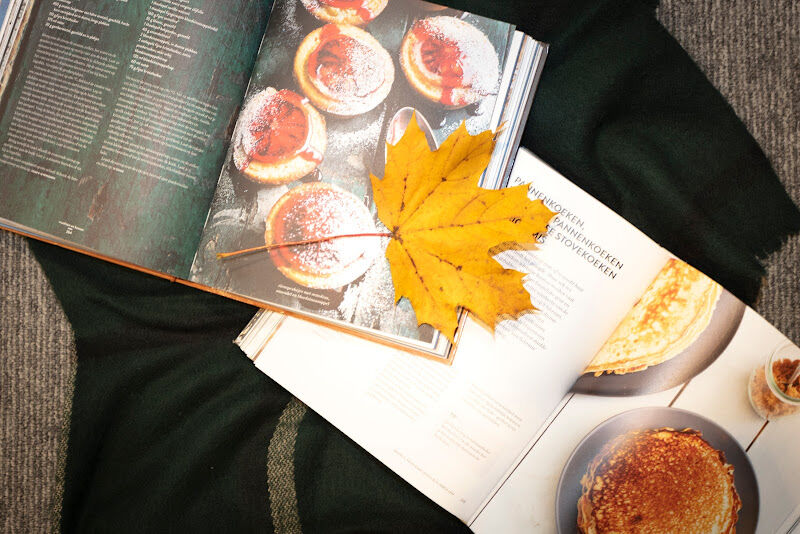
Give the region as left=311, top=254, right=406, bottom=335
left=522, top=0, right=800, bottom=304
left=29, top=245, right=468, bottom=532
left=27, top=0, right=800, bottom=531
left=461, top=0, right=800, bottom=303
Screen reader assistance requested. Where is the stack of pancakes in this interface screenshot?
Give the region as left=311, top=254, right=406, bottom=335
left=577, top=428, right=740, bottom=533
left=585, top=259, right=722, bottom=376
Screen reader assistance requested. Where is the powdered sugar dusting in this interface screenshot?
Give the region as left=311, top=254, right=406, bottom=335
left=337, top=233, right=424, bottom=335
left=412, top=16, right=499, bottom=99
left=327, top=108, right=383, bottom=172
left=271, top=185, right=379, bottom=274
left=278, top=0, right=303, bottom=38
left=308, top=26, right=387, bottom=100
left=232, top=90, right=272, bottom=170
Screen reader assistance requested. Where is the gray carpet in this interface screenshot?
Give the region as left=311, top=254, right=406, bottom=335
left=656, top=0, right=800, bottom=346
left=1, top=0, right=798, bottom=531
left=1, top=231, right=75, bottom=533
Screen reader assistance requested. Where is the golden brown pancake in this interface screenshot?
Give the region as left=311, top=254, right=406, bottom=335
left=577, top=428, right=740, bottom=534
left=585, top=258, right=721, bottom=376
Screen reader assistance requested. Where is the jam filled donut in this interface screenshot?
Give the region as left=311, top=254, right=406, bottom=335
left=265, top=182, right=380, bottom=289
left=294, top=24, right=394, bottom=116
left=232, top=88, right=326, bottom=184
left=400, top=16, right=500, bottom=108
left=299, top=0, right=389, bottom=26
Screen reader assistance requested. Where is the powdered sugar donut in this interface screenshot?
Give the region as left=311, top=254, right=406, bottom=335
left=265, top=182, right=380, bottom=289
left=232, top=88, right=326, bottom=184
left=294, top=24, right=394, bottom=116
left=299, top=0, right=389, bottom=26
left=400, top=16, right=499, bottom=108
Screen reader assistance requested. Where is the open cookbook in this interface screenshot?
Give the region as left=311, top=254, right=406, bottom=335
left=237, top=149, right=800, bottom=533
left=0, top=0, right=547, bottom=360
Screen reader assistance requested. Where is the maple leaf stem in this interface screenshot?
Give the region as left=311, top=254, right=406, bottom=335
left=216, top=232, right=393, bottom=260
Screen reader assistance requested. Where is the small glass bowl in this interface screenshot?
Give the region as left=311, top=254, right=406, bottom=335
left=747, top=342, right=800, bottom=420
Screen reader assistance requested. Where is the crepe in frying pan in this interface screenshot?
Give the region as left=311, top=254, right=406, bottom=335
left=585, top=258, right=721, bottom=376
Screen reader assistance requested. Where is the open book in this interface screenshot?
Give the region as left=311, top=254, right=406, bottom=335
left=237, top=148, right=800, bottom=533
left=0, top=0, right=546, bottom=360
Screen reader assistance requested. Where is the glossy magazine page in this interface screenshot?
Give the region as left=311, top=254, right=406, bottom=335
left=0, top=0, right=269, bottom=277
left=190, top=0, right=540, bottom=355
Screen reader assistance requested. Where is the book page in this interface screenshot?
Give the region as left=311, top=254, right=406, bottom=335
left=188, top=0, right=533, bottom=354
left=242, top=148, right=672, bottom=520
left=474, top=306, right=800, bottom=533
left=0, top=0, right=268, bottom=277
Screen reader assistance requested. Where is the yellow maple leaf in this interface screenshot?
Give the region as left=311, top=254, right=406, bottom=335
left=371, top=114, right=555, bottom=342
